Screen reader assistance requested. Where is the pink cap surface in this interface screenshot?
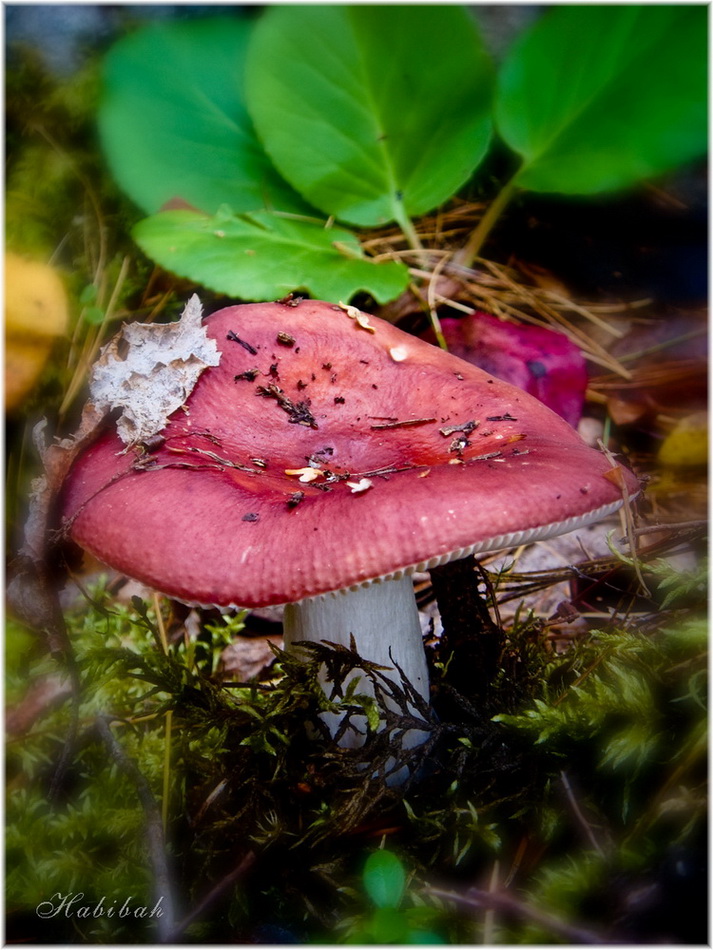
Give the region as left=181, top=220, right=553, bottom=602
left=61, top=300, right=640, bottom=607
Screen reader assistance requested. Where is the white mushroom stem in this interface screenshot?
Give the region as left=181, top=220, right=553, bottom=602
left=282, top=574, right=430, bottom=750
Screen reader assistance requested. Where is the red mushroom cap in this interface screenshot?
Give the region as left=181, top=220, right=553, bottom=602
left=60, top=299, right=640, bottom=607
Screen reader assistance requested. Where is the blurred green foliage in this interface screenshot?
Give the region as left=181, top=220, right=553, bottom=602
left=97, top=5, right=706, bottom=302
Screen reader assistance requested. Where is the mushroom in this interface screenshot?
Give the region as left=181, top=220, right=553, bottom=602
left=59, top=299, right=639, bottom=758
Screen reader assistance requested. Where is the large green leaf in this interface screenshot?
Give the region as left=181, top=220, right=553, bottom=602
left=133, top=208, right=410, bottom=303
left=496, top=6, right=708, bottom=195
left=99, top=17, right=307, bottom=215
left=245, top=6, right=493, bottom=228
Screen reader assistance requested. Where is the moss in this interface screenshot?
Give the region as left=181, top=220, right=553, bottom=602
left=5, top=558, right=707, bottom=943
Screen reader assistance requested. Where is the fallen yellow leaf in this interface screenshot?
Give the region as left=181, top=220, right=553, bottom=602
left=5, top=253, right=69, bottom=410
left=658, top=412, right=708, bottom=468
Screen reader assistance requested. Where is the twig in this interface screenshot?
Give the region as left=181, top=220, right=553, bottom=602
left=618, top=327, right=707, bottom=363
left=503, top=835, right=529, bottom=888
left=476, top=259, right=631, bottom=377
left=598, top=440, right=649, bottom=597
left=426, top=252, right=451, bottom=350
left=453, top=175, right=518, bottom=266
left=369, top=417, right=436, bottom=430
left=425, top=884, right=612, bottom=944
left=152, top=592, right=174, bottom=835
left=60, top=254, right=131, bottom=417
left=482, top=861, right=500, bottom=944
left=96, top=716, right=175, bottom=941
left=162, top=851, right=256, bottom=943
left=33, top=123, right=108, bottom=285
left=559, top=770, right=606, bottom=857
left=9, top=557, right=84, bottom=802
left=632, top=520, right=707, bottom=537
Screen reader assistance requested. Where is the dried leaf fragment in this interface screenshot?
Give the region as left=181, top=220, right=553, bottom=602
left=602, top=466, right=627, bottom=490
left=89, top=295, right=220, bottom=446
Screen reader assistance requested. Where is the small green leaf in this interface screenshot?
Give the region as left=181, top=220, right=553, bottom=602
left=79, top=284, right=98, bottom=305
left=496, top=6, right=707, bottom=195
left=133, top=208, right=409, bottom=303
left=363, top=850, right=406, bottom=909
left=246, top=5, right=493, bottom=227
left=83, top=306, right=105, bottom=326
left=99, top=17, right=307, bottom=215
left=353, top=693, right=382, bottom=733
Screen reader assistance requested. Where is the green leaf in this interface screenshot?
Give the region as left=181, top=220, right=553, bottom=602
left=363, top=850, right=406, bottom=909
left=83, top=306, right=105, bottom=326
left=496, top=6, right=707, bottom=195
left=99, top=17, right=307, bottom=215
left=79, top=284, right=97, bottom=305
left=133, top=208, right=409, bottom=303
left=245, top=5, right=493, bottom=227
left=369, top=907, right=410, bottom=944
left=353, top=692, right=382, bottom=733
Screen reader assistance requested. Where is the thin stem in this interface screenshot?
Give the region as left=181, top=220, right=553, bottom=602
left=454, top=175, right=519, bottom=267
left=394, top=204, right=424, bottom=252
left=153, top=593, right=173, bottom=834
left=426, top=254, right=451, bottom=351
left=559, top=770, right=606, bottom=856
left=96, top=716, right=175, bottom=940
left=598, top=439, right=648, bottom=597
left=162, top=852, right=256, bottom=943
left=60, top=254, right=131, bottom=418
left=428, top=306, right=448, bottom=351
left=162, top=710, right=173, bottom=834
left=153, top=592, right=169, bottom=655
left=34, top=123, right=108, bottom=284
left=482, top=861, right=500, bottom=944
left=619, top=327, right=707, bottom=363
left=425, top=885, right=611, bottom=944
left=633, top=520, right=707, bottom=536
